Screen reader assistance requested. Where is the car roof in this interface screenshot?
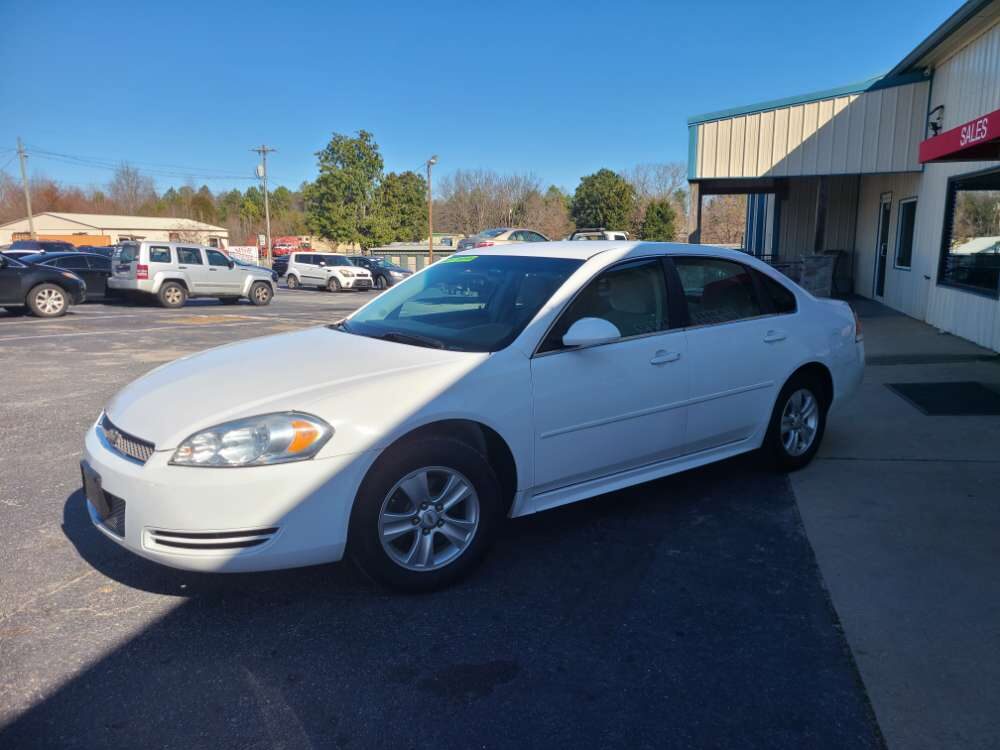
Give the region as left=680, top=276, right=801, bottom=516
left=453, top=240, right=761, bottom=263
left=21, top=251, right=107, bottom=262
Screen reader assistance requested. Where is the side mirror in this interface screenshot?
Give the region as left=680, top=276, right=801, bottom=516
left=562, top=317, right=621, bottom=348
left=228, top=259, right=235, bottom=269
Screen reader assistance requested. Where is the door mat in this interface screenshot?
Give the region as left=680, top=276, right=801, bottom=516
left=887, top=381, right=1000, bottom=416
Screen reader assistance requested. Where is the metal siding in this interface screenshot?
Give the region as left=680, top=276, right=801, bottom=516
left=921, top=20, right=1000, bottom=351
left=778, top=177, right=818, bottom=257
left=689, top=82, right=928, bottom=179
left=823, top=175, right=859, bottom=251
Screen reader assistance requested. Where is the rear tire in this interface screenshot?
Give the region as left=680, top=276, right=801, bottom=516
left=27, top=284, right=69, bottom=318
left=158, top=282, right=187, bottom=309
left=349, top=436, right=503, bottom=593
left=286, top=274, right=300, bottom=290
left=248, top=281, right=273, bottom=306
left=764, top=374, right=828, bottom=471
left=327, top=277, right=342, bottom=292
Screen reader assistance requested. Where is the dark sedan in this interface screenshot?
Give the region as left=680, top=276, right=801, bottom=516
left=0, top=254, right=87, bottom=317
left=20, top=252, right=115, bottom=301
left=8, top=239, right=79, bottom=253
left=347, top=256, right=413, bottom=289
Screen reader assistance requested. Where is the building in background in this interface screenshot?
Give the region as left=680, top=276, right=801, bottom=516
left=0, top=212, right=229, bottom=247
left=687, top=0, right=1000, bottom=351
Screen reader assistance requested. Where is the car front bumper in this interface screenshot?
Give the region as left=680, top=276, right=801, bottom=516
left=82, top=423, right=375, bottom=573
left=342, top=277, right=372, bottom=290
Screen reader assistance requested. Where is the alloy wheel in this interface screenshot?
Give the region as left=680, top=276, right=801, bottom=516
left=378, top=467, right=480, bottom=571
left=164, top=287, right=183, bottom=306
left=780, top=388, right=819, bottom=457
left=35, top=288, right=65, bottom=315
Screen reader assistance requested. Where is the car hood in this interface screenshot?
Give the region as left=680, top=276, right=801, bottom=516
left=105, top=327, right=478, bottom=449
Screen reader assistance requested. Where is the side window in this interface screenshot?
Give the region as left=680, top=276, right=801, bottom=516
left=177, top=247, right=203, bottom=265
left=87, top=257, right=111, bottom=271
left=56, top=256, right=89, bottom=270
left=149, top=246, right=171, bottom=263
left=508, top=231, right=524, bottom=241
left=206, top=249, right=230, bottom=267
left=758, top=273, right=797, bottom=314
left=539, top=258, right=669, bottom=352
left=674, top=257, right=763, bottom=326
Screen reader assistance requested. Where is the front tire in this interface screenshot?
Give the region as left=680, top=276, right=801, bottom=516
left=327, top=277, right=342, bottom=292
left=764, top=375, right=828, bottom=471
left=349, top=436, right=503, bottom=592
left=158, top=282, right=187, bottom=309
left=27, top=284, right=69, bottom=318
left=376, top=275, right=388, bottom=290
left=248, top=281, right=273, bottom=306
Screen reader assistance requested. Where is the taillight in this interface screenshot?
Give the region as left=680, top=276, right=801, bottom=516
left=853, top=310, right=863, bottom=342
left=475, top=241, right=495, bottom=248
left=136, top=264, right=149, bottom=280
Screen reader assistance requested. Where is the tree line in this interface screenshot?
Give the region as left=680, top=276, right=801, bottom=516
left=0, top=131, right=747, bottom=247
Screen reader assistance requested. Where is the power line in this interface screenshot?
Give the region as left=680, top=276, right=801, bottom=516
left=24, top=143, right=257, bottom=181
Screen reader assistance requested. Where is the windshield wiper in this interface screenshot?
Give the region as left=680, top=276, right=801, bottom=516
left=379, top=331, right=446, bottom=349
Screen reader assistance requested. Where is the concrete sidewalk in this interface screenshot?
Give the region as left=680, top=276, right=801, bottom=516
left=793, top=300, right=1000, bottom=750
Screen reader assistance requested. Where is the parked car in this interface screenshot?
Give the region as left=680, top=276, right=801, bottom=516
left=8, top=239, right=78, bottom=253
left=348, top=256, right=412, bottom=289
left=108, top=241, right=276, bottom=308
left=285, top=252, right=373, bottom=292
left=81, top=240, right=864, bottom=591
left=233, top=257, right=280, bottom=285
left=2, top=250, right=41, bottom=261
left=0, top=253, right=87, bottom=317
left=568, top=228, right=631, bottom=241
left=456, top=228, right=549, bottom=250
left=19, top=252, right=115, bottom=301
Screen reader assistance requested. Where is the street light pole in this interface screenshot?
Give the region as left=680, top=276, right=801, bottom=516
left=426, top=155, right=437, bottom=264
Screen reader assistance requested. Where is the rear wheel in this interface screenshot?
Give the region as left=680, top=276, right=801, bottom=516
left=349, top=436, right=502, bottom=592
left=248, top=281, right=273, bottom=306
left=286, top=274, right=300, bottom=290
left=764, top=374, right=828, bottom=471
left=327, top=277, right=342, bottom=292
left=158, top=282, right=187, bottom=309
left=27, top=284, right=69, bottom=318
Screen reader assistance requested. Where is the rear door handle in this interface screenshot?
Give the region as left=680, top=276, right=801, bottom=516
left=763, top=330, right=787, bottom=343
left=178, top=265, right=188, bottom=269
left=650, top=350, right=681, bottom=365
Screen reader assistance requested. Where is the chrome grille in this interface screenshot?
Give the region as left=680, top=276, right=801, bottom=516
left=100, top=414, right=155, bottom=464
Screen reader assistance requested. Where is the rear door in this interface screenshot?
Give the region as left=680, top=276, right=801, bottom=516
left=205, top=249, right=243, bottom=294
left=86, top=255, right=111, bottom=298
left=672, top=256, right=805, bottom=453
left=176, top=247, right=214, bottom=294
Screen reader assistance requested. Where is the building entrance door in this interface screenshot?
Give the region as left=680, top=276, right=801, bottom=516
left=873, top=192, right=892, bottom=298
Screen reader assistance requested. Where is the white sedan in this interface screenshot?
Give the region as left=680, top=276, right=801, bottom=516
left=81, top=241, right=864, bottom=591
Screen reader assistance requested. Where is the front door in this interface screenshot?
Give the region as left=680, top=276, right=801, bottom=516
left=205, top=249, right=243, bottom=295
left=176, top=247, right=214, bottom=294
left=530, top=258, right=689, bottom=493
left=873, top=193, right=892, bottom=298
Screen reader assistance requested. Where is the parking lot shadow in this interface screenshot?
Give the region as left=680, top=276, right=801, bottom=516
left=7, top=458, right=883, bottom=749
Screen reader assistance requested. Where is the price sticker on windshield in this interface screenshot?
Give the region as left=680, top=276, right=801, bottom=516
left=441, top=255, right=478, bottom=263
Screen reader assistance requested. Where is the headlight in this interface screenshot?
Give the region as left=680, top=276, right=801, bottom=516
left=389, top=271, right=405, bottom=278
left=170, top=412, right=332, bottom=467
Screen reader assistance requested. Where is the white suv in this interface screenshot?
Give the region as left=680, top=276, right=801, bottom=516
left=109, top=242, right=276, bottom=308
left=285, top=253, right=373, bottom=292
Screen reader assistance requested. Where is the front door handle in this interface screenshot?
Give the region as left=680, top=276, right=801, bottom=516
left=650, top=350, right=681, bottom=365
left=178, top=265, right=188, bottom=269
left=763, top=330, right=787, bottom=343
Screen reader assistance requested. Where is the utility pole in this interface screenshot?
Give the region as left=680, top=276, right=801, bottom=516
left=16, top=137, right=36, bottom=240
left=251, top=145, right=276, bottom=265
left=426, top=155, right=437, bottom=263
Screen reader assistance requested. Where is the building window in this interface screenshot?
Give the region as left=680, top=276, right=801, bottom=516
left=895, top=198, right=917, bottom=269
left=938, top=168, right=1000, bottom=297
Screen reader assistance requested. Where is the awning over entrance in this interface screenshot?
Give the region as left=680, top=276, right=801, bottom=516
left=919, top=107, right=1000, bottom=162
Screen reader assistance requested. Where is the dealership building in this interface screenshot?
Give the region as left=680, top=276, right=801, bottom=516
left=0, top=212, right=229, bottom=248
left=687, top=0, right=1000, bottom=351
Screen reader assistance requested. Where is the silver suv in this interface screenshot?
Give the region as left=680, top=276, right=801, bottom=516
left=108, top=242, right=276, bottom=308
left=285, top=252, right=373, bottom=292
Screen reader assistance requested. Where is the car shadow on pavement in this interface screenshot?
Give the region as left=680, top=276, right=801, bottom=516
left=6, top=456, right=883, bottom=749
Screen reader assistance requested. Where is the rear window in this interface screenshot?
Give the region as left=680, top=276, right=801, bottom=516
left=759, top=273, right=797, bottom=314
left=117, top=244, right=139, bottom=263
left=149, top=246, right=171, bottom=263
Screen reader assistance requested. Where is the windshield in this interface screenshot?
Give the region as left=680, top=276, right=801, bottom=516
left=343, top=255, right=582, bottom=352
left=478, top=228, right=506, bottom=239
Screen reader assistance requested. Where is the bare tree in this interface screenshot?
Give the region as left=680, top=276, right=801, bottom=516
left=701, top=194, right=747, bottom=246
left=435, top=169, right=553, bottom=235
left=108, top=162, right=155, bottom=215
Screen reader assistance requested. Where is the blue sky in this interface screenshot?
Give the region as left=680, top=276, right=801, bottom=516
left=0, top=0, right=961, bottom=194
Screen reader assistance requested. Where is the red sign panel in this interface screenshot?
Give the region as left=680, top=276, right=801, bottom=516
left=919, top=108, right=1000, bottom=163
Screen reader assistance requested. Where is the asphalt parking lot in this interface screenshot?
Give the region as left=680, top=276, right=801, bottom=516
left=0, top=289, right=881, bottom=749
